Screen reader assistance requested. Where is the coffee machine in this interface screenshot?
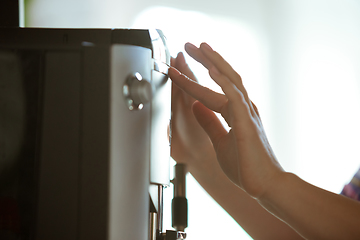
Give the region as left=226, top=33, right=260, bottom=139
left=0, top=27, right=187, bottom=240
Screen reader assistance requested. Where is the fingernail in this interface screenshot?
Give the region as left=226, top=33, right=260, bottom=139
left=185, top=42, right=197, bottom=51
left=177, top=52, right=186, bottom=64
left=201, top=42, right=213, bottom=52
left=185, top=42, right=197, bottom=48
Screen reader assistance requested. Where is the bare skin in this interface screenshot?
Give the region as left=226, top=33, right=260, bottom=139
left=169, top=42, right=360, bottom=239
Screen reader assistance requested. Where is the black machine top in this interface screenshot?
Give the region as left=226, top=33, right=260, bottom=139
left=0, top=28, right=170, bottom=65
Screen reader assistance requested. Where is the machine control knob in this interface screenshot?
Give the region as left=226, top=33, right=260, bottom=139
left=123, top=72, right=152, bottom=110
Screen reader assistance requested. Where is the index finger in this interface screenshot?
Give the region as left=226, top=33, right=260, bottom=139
left=169, top=67, right=227, bottom=113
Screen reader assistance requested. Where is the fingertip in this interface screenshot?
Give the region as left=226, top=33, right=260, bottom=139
left=200, top=42, right=213, bottom=52
left=176, top=52, right=186, bottom=66
left=192, top=101, right=212, bottom=119
left=192, top=100, right=205, bottom=119
left=184, top=42, right=214, bottom=70
left=177, top=51, right=184, bottom=58
left=184, top=42, right=198, bottom=53
left=192, top=100, right=203, bottom=110
left=168, top=67, right=182, bottom=77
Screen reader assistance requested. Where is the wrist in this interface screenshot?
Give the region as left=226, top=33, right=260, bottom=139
left=256, top=171, right=302, bottom=222
left=257, top=171, right=294, bottom=202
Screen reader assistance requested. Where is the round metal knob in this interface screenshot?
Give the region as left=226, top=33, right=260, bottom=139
left=123, top=72, right=152, bottom=110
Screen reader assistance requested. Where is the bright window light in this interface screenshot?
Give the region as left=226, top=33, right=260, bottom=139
left=295, top=40, right=360, bottom=192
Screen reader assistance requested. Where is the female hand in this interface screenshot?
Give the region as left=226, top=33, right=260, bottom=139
left=170, top=52, right=216, bottom=174
left=169, top=43, right=284, bottom=199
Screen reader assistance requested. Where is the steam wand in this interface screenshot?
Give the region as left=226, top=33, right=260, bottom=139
left=161, top=163, right=188, bottom=240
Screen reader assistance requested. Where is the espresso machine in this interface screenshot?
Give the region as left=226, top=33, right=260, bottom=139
left=0, top=26, right=188, bottom=240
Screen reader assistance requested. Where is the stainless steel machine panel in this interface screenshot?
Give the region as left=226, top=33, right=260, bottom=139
left=108, top=45, right=152, bottom=240
left=0, top=28, right=172, bottom=240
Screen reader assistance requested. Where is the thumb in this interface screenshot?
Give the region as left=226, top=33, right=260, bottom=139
left=192, top=101, right=227, bottom=149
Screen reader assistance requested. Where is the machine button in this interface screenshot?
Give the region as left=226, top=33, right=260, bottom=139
left=123, top=72, right=152, bottom=110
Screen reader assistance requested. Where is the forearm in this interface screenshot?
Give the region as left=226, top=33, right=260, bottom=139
left=259, top=172, right=360, bottom=239
left=187, top=153, right=303, bottom=239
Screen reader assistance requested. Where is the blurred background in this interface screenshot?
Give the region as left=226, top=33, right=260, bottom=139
left=24, top=0, right=360, bottom=239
